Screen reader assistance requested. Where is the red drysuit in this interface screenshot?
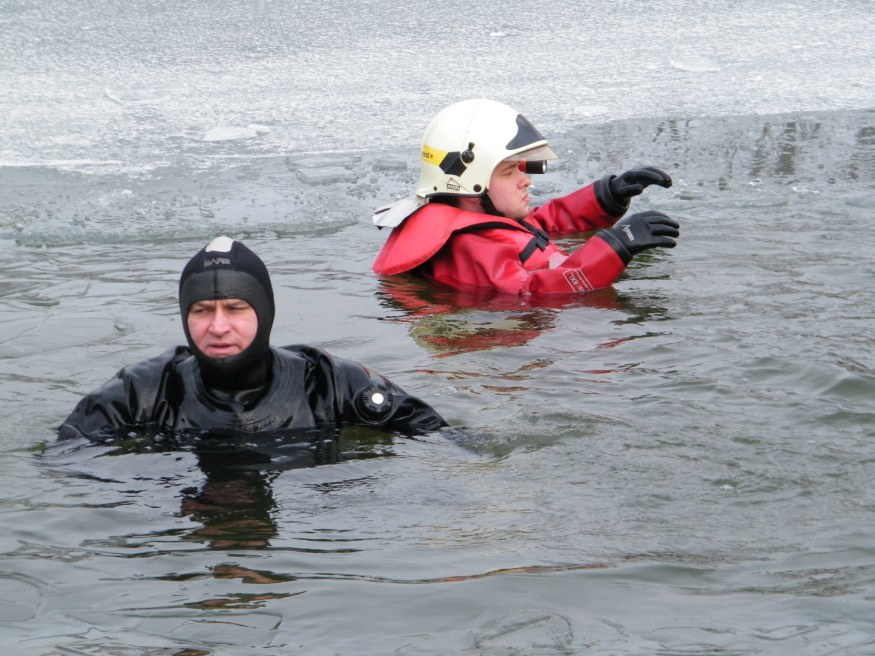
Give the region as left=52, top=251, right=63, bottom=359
left=373, top=178, right=629, bottom=295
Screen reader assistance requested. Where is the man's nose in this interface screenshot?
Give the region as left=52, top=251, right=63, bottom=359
left=209, top=307, right=230, bottom=333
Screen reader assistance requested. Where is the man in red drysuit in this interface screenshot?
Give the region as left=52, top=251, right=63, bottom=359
left=372, top=98, right=679, bottom=295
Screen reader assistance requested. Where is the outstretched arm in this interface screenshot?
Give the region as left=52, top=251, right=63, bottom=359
left=426, top=208, right=679, bottom=295
left=528, top=177, right=625, bottom=235
left=531, top=167, right=672, bottom=234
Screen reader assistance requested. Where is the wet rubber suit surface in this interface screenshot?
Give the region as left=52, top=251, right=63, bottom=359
left=57, top=344, right=446, bottom=441
left=373, top=178, right=631, bottom=295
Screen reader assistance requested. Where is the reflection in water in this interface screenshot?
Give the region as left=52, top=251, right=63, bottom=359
left=377, top=274, right=672, bottom=382
left=377, top=274, right=624, bottom=357
left=180, top=448, right=279, bottom=550
left=175, top=428, right=398, bottom=550
left=51, top=426, right=402, bottom=555
left=41, top=426, right=413, bottom=620
left=181, top=564, right=301, bottom=611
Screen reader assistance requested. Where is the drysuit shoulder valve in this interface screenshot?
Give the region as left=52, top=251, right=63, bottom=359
left=356, top=383, right=396, bottom=422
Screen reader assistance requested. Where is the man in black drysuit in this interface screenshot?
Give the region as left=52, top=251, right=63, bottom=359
left=57, top=236, right=445, bottom=441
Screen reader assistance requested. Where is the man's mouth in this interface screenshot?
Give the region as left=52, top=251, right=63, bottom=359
left=206, top=342, right=237, bottom=356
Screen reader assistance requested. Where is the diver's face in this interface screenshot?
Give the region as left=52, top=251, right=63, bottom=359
left=487, top=160, right=532, bottom=221
left=187, top=298, right=258, bottom=359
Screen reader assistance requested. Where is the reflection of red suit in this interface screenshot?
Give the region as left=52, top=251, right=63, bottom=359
left=378, top=275, right=622, bottom=357
left=373, top=180, right=628, bottom=295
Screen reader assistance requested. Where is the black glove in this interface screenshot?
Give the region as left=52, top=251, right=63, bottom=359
left=597, top=211, right=679, bottom=263
left=609, top=167, right=672, bottom=204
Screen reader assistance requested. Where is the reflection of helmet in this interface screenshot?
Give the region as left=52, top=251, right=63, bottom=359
left=416, top=98, right=559, bottom=200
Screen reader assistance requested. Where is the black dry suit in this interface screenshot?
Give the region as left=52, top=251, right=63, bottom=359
left=57, top=238, right=445, bottom=441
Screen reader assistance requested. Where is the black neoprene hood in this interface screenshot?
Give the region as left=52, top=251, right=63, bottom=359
left=178, top=237, right=275, bottom=390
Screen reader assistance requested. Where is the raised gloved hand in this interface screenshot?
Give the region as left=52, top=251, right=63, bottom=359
left=609, top=167, right=672, bottom=204
left=597, top=211, right=679, bottom=263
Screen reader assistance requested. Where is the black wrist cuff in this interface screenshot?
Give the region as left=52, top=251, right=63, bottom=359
left=594, top=175, right=631, bottom=218
left=595, top=228, right=632, bottom=265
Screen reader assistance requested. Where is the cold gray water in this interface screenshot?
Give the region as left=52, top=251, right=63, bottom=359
left=2, top=1, right=875, bottom=654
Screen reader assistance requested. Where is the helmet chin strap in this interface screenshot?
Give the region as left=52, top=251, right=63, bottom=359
left=480, top=192, right=504, bottom=218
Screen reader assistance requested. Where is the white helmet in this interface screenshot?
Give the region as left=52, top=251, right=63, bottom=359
left=416, top=98, right=559, bottom=199
left=372, top=98, right=559, bottom=228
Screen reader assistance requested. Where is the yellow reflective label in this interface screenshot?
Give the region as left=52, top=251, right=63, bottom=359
left=421, top=145, right=448, bottom=164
